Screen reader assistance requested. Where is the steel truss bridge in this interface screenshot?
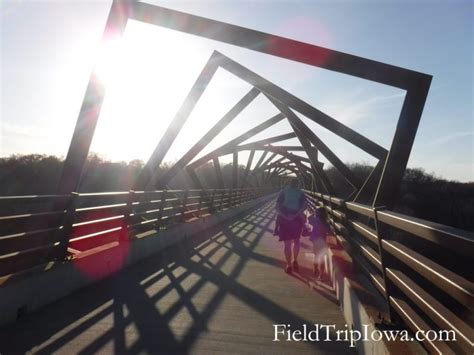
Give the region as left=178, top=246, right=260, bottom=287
left=0, top=2, right=472, bottom=354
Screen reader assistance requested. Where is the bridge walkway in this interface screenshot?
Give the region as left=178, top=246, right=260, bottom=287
left=0, top=201, right=352, bottom=354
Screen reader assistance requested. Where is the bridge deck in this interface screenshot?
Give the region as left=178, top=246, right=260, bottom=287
left=0, top=201, right=352, bottom=354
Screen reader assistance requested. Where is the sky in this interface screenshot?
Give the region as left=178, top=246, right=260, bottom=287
left=1, top=0, right=473, bottom=182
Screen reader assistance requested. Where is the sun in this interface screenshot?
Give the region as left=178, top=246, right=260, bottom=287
left=88, top=21, right=213, bottom=163
left=94, top=37, right=125, bottom=87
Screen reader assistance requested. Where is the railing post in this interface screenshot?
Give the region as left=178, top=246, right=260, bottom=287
left=218, top=189, right=225, bottom=211
left=208, top=189, right=216, bottom=213
left=196, top=190, right=204, bottom=218
left=55, top=192, right=79, bottom=260
left=181, top=190, right=189, bottom=222
left=124, top=190, right=135, bottom=238
left=238, top=188, right=244, bottom=205
left=157, top=189, right=167, bottom=229
left=373, top=205, right=400, bottom=324
left=227, top=188, right=232, bottom=209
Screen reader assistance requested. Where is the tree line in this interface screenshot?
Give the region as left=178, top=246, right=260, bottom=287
left=1, top=154, right=472, bottom=231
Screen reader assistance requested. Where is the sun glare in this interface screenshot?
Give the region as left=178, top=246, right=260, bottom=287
left=89, top=21, right=212, bottom=163
left=95, top=37, right=124, bottom=86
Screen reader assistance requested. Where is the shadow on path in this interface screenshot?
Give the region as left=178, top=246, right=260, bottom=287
left=0, top=201, right=352, bottom=354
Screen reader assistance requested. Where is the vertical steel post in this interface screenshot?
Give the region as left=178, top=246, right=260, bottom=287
left=196, top=190, right=204, bottom=218
left=241, top=149, right=255, bottom=187
left=54, top=192, right=79, bottom=259
left=157, top=189, right=168, bottom=228
left=213, top=157, right=225, bottom=189
left=373, top=78, right=431, bottom=210
left=373, top=206, right=400, bottom=323
left=233, top=151, right=238, bottom=188
left=181, top=190, right=188, bottom=222
left=124, top=190, right=135, bottom=235
left=208, top=189, right=216, bottom=213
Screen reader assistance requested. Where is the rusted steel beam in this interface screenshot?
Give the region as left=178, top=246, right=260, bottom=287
left=187, top=113, right=284, bottom=169
left=153, top=87, right=260, bottom=188
left=134, top=51, right=221, bottom=190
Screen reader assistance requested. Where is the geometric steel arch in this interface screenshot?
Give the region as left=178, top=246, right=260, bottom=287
left=57, top=0, right=431, bottom=215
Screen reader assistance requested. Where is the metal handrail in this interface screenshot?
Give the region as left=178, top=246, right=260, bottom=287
left=0, top=188, right=276, bottom=277
left=304, top=189, right=474, bottom=353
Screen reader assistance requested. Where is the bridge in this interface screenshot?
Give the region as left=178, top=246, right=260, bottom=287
left=1, top=2, right=473, bottom=354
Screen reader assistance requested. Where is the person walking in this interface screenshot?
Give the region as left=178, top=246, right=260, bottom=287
left=275, top=179, right=306, bottom=273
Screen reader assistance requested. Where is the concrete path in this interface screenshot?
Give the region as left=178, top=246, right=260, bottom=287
left=0, top=201, right=353, bottom=354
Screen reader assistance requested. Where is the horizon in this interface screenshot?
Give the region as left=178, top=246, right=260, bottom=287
left=2, top=152, right=471, bottom=184
left=1, top=0, right=473, bottom=182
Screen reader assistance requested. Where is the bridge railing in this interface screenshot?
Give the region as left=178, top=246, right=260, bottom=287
left=304, top=190, right=473, bottom=354
left=0, top=187, right=275, bottom=278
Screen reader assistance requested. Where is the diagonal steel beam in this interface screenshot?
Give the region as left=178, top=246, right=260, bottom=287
left=281, top=161, right=312, bottom=180
left=263, top=162, right=296, bottom=175
left=268, top=155, right=286, bottom=167
left=263, top=146, right=305, bottom=151
left=240, top=149, right=255, bottom=188
left=57, top=0, right=134, bottom=195
left=251, top=152, right=277, bottom=187
left=152, top=87, right=260, bottom=188
left=374, top=78, right=431, bottom=209
left=255, top=144, right=311, bottom=165
left=252, top=150, right=268, bottom=172
left=131, top=4, right=430, bottom=90
left=216, top=52, right=389, bottom=160
left=186, top=166, right=205, bottom=190
left=258, top=150, right=312, bottom=183
left=268, top=100, right=334, bottom=193
left=134, top=51, right=221, bottom=190
left=257, top=152, right=277, bottom=173
left=187, top=113, right=284, bottom=169
left=213, top=157, right=225, bottom=189
left=306, top=146, right=333, bottom=194
left=238, top=132, right=296, bottom=148
left=268, top=96, right=361, bottom=189
left=353, top=160, right=384, bottom=205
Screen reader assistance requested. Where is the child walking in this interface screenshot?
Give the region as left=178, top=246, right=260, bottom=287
left=308, top=206, right=329, bottom=279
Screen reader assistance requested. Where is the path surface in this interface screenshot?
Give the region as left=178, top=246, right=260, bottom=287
left=0, top=201, right=353, bottom=354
